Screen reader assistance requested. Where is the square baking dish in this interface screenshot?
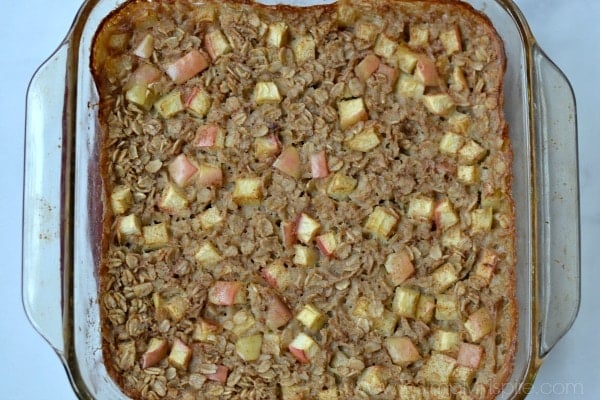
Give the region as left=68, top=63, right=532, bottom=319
left=23, top=0, right=580, bottom=398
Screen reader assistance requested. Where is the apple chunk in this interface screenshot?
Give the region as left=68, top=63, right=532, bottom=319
left=364, top=206, right=399, bottom=239
left=346, top=127, right=381, bottom=152
left=384, top=336, right=421, bottom=365
left=431, top=263, right=459, bottom=293
left=185, top=87, right=212, bottom=118
left=422, top=94, right=456, bottom=116
left=374, top=34, right=398, bottom=59
left=434, top=199, right=459, bottom=231
left=393, top=286, right=420, bottom=319
left=143, top=222, right=170, bottom=250
left=198, top=207, right=223, bottom=230
left=125, top=84, right=154, bottom=110
left=384, top=249, right=415, bottom=285
left=414, top=56, right=440, bottom=86
left=288, top=332, right=318, bottom=363
left=158, top=183, right=189, bottom=214
left=254, top=134, right=281, bottom=159
left=457, top=343, right=483, bottom=369
left=326, top=173, right=357, bottom=200
left=357, top=366, right=388, bottom=396
left=273, top=146, right=301, bottom=179
left=205, top=29, right=232, bottom=60
left=208, top=281, right=246, bottom=305
left=310, top=150, right=330, bottom=179
left=407, top=196, right=434, bottom=221
left=196, top=163, right=223, bottom=187
left=316, top=232, right=338, bottom=257
left=141, top=337, right=169, bottom=369
left=439, top=131, right=465, bottom=155
left=293, top=245, right=317, bottom=267
left=195, top=123, right=225, bottom=149
left=117, top=214, right=142, bottom=243
left=232, top=177, right=263, bottom=206
left=355, top=54, right=380, bottom=82
left=262, top=260, right=291, bottom=290
left=206, top=365, right=229, bottom=384
left=338, top=98, right=368, bottom=130
left=166, top=49, right=209, bottom=84
left=296, top=304, right=327, bottom=331
left=254, top=81, right=282, bottom=105
left=265, top=295, right=292, bottom=330
left=418, top=353, right=457, bottom=385
left=236, top=334, right=263, bottom=362
left=295, top=213, right=321, bottom=244
left=266, top=22, right=288, bottom=48
left=154, top=90, right=184, bottom=119
left=168, top=154, right=197, bottom=187
left=430, top=329, right=460, bottom=353
left=292, top=35, right=316, bottom=64
left=192, top=319, right=221, bottom=343
left=440, top=26, right=462, bottom=54
left=194, top=242, right=222, bottom=267
left=464, top=308, right=493, bottom=342
left=168, top=339, right=192, bottom=370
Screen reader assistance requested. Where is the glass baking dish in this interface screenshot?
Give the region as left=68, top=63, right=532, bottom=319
left=22, top=0, right=580, bottom=398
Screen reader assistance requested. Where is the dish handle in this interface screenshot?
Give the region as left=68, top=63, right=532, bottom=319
left=532, top=45, right=580, bottom=358
left=22, top=43, right=71, bottom=359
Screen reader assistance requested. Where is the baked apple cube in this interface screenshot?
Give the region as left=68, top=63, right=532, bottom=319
left=185, top=87, right=212, bottom=118
left=346, top=127, right=381, bottom=152
left=481, top=188, right=505, bottom=211
left=198, top=207, right=224, bottom=230
left=318, top=388, right=339, bottom=400
left=432, top=263, right=459, bottom=293
left=310, top=150, right=330, bottom=179
left=236, top=334, right=263, bottom=362
left=141, top=337, right=168, bottom=369
left=125, top=84, right=154, bottom=110
left=255, top=81, right=282, bottom=105
left=351, top=296, right=371, bottom=319
left=357, top=366, right=387, bottom=396
left=373, top=309, right=398, bottom=336
left=374, top=34, right=398, bottom=59
left=194, top=242, right=222, bottom=266
left=396, top=73, right=425, bottom=98
left=355, top=21, right=379, bottom=42
left=465, top=308, right=493, bottom=342
left=434, top=199, right=459, bottom=231
left=338, top=98, right=368, bottom=130
left=206, top=365, right=229, bottom=384
left=355, top=54, right=381, bottom=82
left=232, top=177, right=263, bottom=206
left=143, top=222, right=170, bottom=250
left=128, top=64, right=162, bottom=86
left=459, top=140, right=487, bottom=165
left=393, top=287, right=420, bottom=319
left=326, top=173, right=357, bottom=200
left=384, top=249, right=415, bottom=285
left=192, top=319, right=221, bottom=343
left=154, top=90, right=184, bottom=119
left=110, top=185, right=133, bottom=215
left=377, top=63, right=399, bottom=84
left=430, top=329, right=460, bottom=353
left=452, top=365, right=476, bottom=387
left=292, top=35, right=316, bottom=64
left=205, top=29, right=232, bottom=60
left=254, top=134, right=281, bottom=159
left=163, top=295, right=188, bottom=322
left=158, top=184, right=189, bottom=214
left=195, top=123, right=225, bottom=148
left=231, top=309, right=256, bottom=337
left=169, top=154, right=198, bottom=187
left=398, top=385, right=424, bottom=400
left=418, top=353, right=457, bottom=385
left=441, top=226, right=466, bottom=248
left=457, top=343, right=483, bottom=369
left=293, top=245, right=317, bottom=267
left=407, top=197, right=434, bottom=221
left=385, top=336, right=421, bottom=364
left=439, top=131, right=465, bottom=155
left=266, top=22, right=288, bottom=48
left=281, top=220, right=297, bottom=248
left=168, top=339, right=192, bottom=370
left=440, top=26, right=462, bottom=55
left=414, top=56, right=440, bottom=86
left=289, top=332, right=318, bottom=364
left=166, top=49, right=209, bottom=84
left=273, top=146, right=301, bottom=179
left=457, top=165, right=480, bottom=185
left=262, top=261, right=291, bottom=289
left=473, top=249, right=498, bottom=285
left=422, top=94, right=455, bottom=116
left=416, top=294, right=436, bottom=323
left=393, top=45, right=419, bottom=73
left=448, top=111, right=472, bottom=134
left=133, top=33, right=154, bottom=58
left=196, top=163, right=223, bottom=187
left=435, top=294, right=459, bottom=321
left=364, top=206, right=399, bottom=240
left=336, top=3, right=357, bottom=27
left=409, top=25, right=429, bottom=47
left=295, top=213, right=321, bottom=244
left=208, top=281, right=246, bottom=305
left=316, top=232, right=338, bottom=257
left=471, top=207, right=493, bottom=232
left=296, top=304, right=327, bottom=331
left=266, top=295, right=292, bottom=330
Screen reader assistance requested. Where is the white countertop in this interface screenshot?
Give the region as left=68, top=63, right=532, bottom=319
left=2, top=0, right=597, bottom=398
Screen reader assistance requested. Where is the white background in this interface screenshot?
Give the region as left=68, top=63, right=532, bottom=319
left=2, top=0, right=597, bottom=398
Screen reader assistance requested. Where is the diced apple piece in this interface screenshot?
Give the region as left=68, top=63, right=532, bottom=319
left=355, top=21, right=379, bottom=42
left=338, top=98, right=368, bottom=130
left=163, top=295, right=188, bottom=322
left=289, top=332, right=318, bottom=363
left=452, top=365, right=476, bottom=387
left=435, top=294, right=459, bottom=321
left=441, top=226, right=466, bottom=248
left=125, top=84, right=154, bottom=110
left=422, top=94, right=455, bottom=116
left=318, top=388, right=339, bottom=400
left=439, top=131, right=465, bottom=155
left=432, top=263, right=459, bottom=293
left=326, top=173, right=357, bottom=200
left=408, top=197, right=434, bottom=221
left=199, top=207, right=223, bottom=230
left=155, top=90, right=184, bottom=119
left=448, top=111, right=472, bottom=134
left=143, top=222, right=170, bottom=250
left=377, top=63, right=399, bottom=84
left=205, top=29, right=232, bottom=60
left=158, top=184, right=189, bottom=214
left=111, top=186, right=133, bottom=215
left=434, top=199, right=459, bottom=231
left=457, top=343, right=483, bottom=369
left=296, top=304, right=326, bottom=331
left=398, top=385, right=424, bottom=400
left=385, top=336, right=421, bottom=364
left=409, top=25, right=429, bottom=47
left=459, top=140, right=487, bottom=165
left=336, top=4, right=357, bottom=27
left=440, top=26, right=462, bottom=55
left=357, top=366, right=387, bottom=396
left=355, top=54, right=381, bottom=82
left=196, top=163, right=223, bottom=187
left=346, top=127, right=381, bottom=152
left=232, top=177, right=263, bottom=206
left=168, top=339, right=192, bottom=370
left=457, top=165, right=480, bottom=185
left=310, top=150, right=330, bottom=179
left=473, top=249, right=498, bottom=285
left=384, top=249, right=415, bottom=285
left=418, top=353, right=457, bottom=385
left=262, top=261, right=291, bottom=289
left=254, top=134, right=281, bottom=159
left=316, top=232, right=338, bottom=257
left=430, top=330, right=460, bottom=353
left=471, top=207, right=493, bottom=232
left=393, top=286, right=420, bottom=319
left=273, top=146, right=301, bottom=179
left=255, top=81, right=282, bottom=105
left=194, top=242, right=222, bottom=266
left=416, top=294, right=435, bottom=323
left=235, top=334, right=262, bottom=362
left=208, top=281, right=246, bottom=305
left=365, top=206, right=399, bottom=239
left=465, top=308, right=493, bottom=342
left=373, top=309, right=398, bottom=336
left=266, top=295, right=292, bottom=330
left=293, top=245, right=318, bottom=267
left=292, top=35, right=316, bottom=64
left=351, top=296, right=371, bottom=319
left=206, top=365, right=229, bottom=384
left=166, top=49, right=209, bottom=84
left=281, top=220, right=297, bottom=248
left=141, top=337, right=168, bottom=369
left=414, top=56, right=440, bottom=86
left=374, top=34, right=398, bottom=59
left=295, top=213, right=321, bottom=244
left=481, top=187, right=505, bottom=211
left=192, top=319, right=221, bottom=343
left=267, top=22, right=288, bottom=48
left=168, top=154, right=198, bottom=187
left=185, top=87, right=212, bottom=118
left=133, top=34, right=154, bottom=58
left=127, top=64, right=162, bottom=87
left=231, top=309, right=256, bottom=336
left=393, top=45, right=419, bottom=73
left=396, top=73, right=425, bottom=98
left=195, top=123, right=224, bottom=148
